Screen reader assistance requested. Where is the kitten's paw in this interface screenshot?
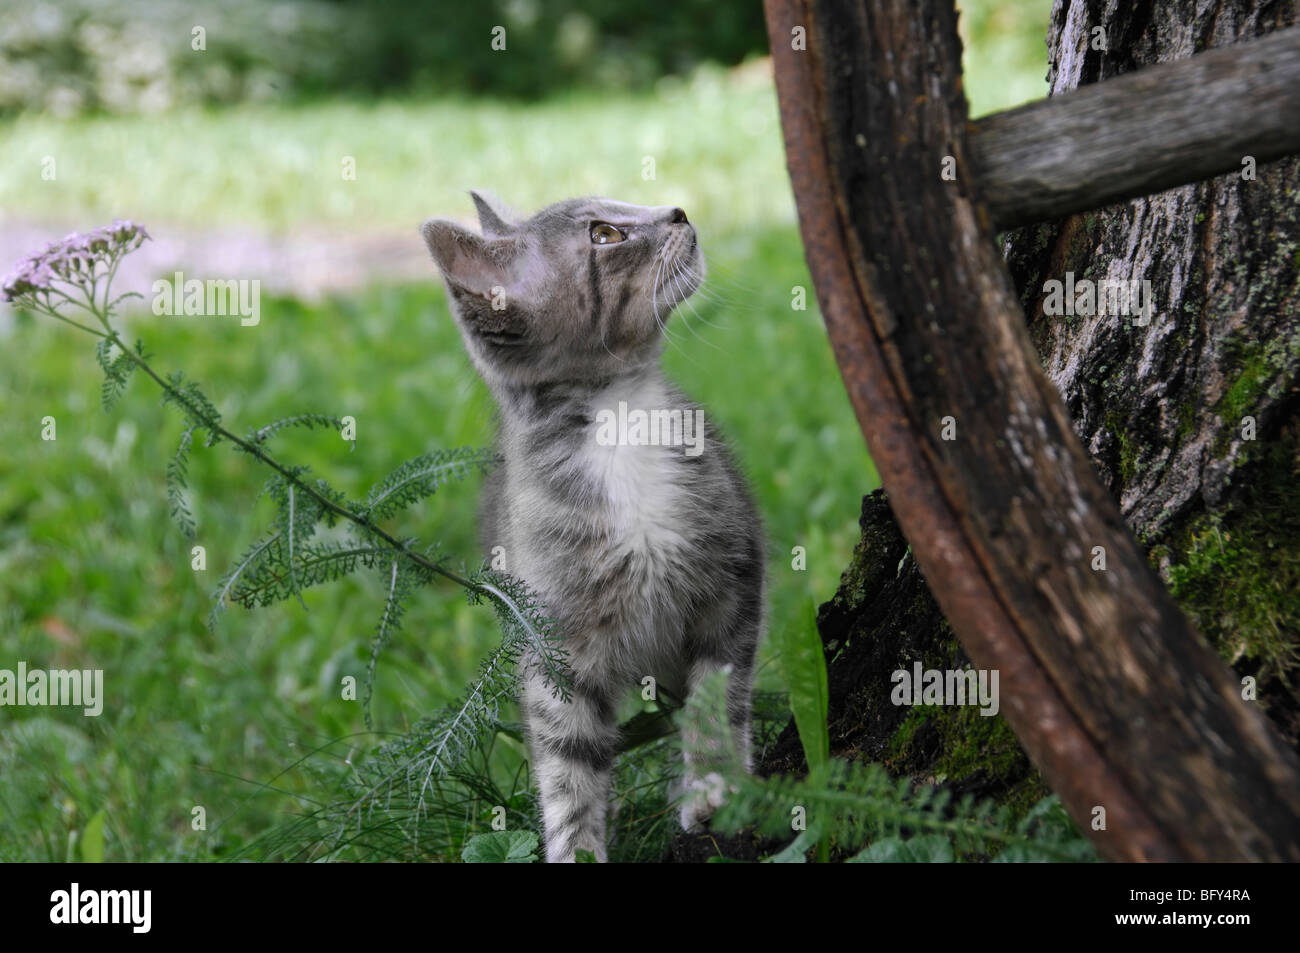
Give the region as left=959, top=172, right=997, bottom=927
left=680, top=770, right=730, bottom=832
left=680, top=801, right=711, bottom=833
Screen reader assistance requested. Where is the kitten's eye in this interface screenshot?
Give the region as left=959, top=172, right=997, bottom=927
left=590, top=223, right=625, bottom=245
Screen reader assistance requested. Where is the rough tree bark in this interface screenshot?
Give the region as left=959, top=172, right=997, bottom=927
left=1004, top=0, right=1300, bottom=737
left=758, top=0, right=1300, bottom=857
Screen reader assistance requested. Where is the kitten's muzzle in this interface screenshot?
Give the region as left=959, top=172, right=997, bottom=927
left=668, top=208, right=695, bottom=249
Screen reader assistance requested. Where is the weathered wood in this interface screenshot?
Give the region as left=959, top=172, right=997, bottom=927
left=763, top=0, right=1300, bottom=860
left=971, top=25, right=1300, bottom=229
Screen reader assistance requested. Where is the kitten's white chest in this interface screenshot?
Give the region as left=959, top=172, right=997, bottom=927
left=582, top=379, right=691, bottom=560
left=589, top=439, right=688, bottom=557
left=503, top=376, right=702, bottom=663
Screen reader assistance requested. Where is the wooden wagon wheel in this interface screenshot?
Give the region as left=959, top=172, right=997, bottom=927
left=762, top=0, right=1300, bottom=861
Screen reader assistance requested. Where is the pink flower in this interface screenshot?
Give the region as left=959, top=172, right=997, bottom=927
left=3, top=221, right=149, bottom=303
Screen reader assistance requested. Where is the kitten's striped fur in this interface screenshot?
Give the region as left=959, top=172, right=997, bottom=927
left=422, top=193, right=765, bottom=862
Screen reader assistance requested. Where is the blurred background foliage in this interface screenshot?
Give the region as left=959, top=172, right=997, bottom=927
left=0, top=0, right=1050, bottom=117
left=0, top=0, right=1054, bottom=861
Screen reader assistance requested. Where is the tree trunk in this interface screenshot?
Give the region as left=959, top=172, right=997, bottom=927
left=759, top=0, right=1300, bottom=853
left=1003, top=0, right=1300, bottom=725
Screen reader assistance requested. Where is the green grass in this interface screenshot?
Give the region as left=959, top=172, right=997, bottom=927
left=0, top=230, right=872, bottom=862
left=0, top=12, right=1051, bottom=859
left=0, top=68, right=791, bottom=235
left=958, top=0, right=1053, bottom=116
left=0, top=0, right=1051, bottom=233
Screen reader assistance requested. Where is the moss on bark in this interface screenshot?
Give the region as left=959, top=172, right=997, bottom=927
left=760, top=492, right=1047, bottom=817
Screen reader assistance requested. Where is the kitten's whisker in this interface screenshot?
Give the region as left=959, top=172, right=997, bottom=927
left=651, top=255, right=679, bottom=349
left=680, top=255, right=772, bottom=313
left=652, top=252, right=707, bottom=370
left=652, top=253, right=663, bottom=327
left=667, top=261, right=725, bottom=353
left=673, top=263, right=733, bottom=332
left=685, top=274, right=746, bottom=312
left=652, top=254, right=667, bottom=332
left=673, top=257, right=739, bottom=316
left=681, top=283, right=726, bottom=308
left=692, top=251, right=769, bottom=294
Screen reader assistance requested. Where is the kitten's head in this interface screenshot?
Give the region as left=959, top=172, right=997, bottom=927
left=421, top=192, right=703, bottom=388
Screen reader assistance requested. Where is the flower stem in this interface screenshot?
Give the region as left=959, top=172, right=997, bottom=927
left=35, top=285, right=484, bottom=597
left=107, top=326, right=482, bottom=592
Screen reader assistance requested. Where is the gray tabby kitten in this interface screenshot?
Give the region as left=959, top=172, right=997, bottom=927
left=421, top=193, right=765, bottom=863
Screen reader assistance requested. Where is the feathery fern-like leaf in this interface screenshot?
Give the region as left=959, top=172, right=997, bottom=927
left=679, top=670, right=1096, bottom=862
left=161, top=370, right=224, bottom=444
left=470, top=568, right=570, bottom=703
left=227, top=539, right=393, bottom=608
left=363, top=559, right=413, bottom=730
left=95, top=338, right=137, bottom=411
left=363, top=447, right=497, bottom=522
left=265, top=469, right=325, bottom=609
left=209, top=530, right=281, bottom=631
left=245, top=414, right=345, bottom=446
left=346, top=639, right=522, bottom=834
left=166, top=425, right=197, bottom=538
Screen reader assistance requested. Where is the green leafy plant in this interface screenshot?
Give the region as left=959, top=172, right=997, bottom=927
left=462, top=830, right=540, bottom=863
left=681, top=670, right=1096, bottom=863
left=774, top=597, right=830, bottom=861
left=776, top=598, right=830, bottom=774
left=79, top=809, right=107, bottom=864
left=6, top=221, right=1094, bottom=864
left=3, top=223, right=570, bottom=855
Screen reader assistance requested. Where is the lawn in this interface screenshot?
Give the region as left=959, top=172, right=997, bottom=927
left=0, top=5, right=1050, bottom=861
left=0, top=88, right=876, bottom=863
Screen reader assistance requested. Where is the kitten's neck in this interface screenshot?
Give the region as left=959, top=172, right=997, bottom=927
left=494, top=361, right=670, bottom=456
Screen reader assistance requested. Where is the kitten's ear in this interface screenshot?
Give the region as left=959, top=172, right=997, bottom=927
left=470, top=190, right=516, bottom=238
left=421, top=219, right=515, bottom=297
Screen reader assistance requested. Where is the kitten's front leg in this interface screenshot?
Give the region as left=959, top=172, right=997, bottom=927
left=522, top=669, right=618, bottom=862
left=679, top=656, right=755, bottom=832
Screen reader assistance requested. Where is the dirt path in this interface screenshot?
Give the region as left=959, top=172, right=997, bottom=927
left=1, top=220, right=436, bottom=311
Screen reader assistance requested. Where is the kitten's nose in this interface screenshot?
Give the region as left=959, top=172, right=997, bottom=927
left=669, top=208, right=689, bottom=225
